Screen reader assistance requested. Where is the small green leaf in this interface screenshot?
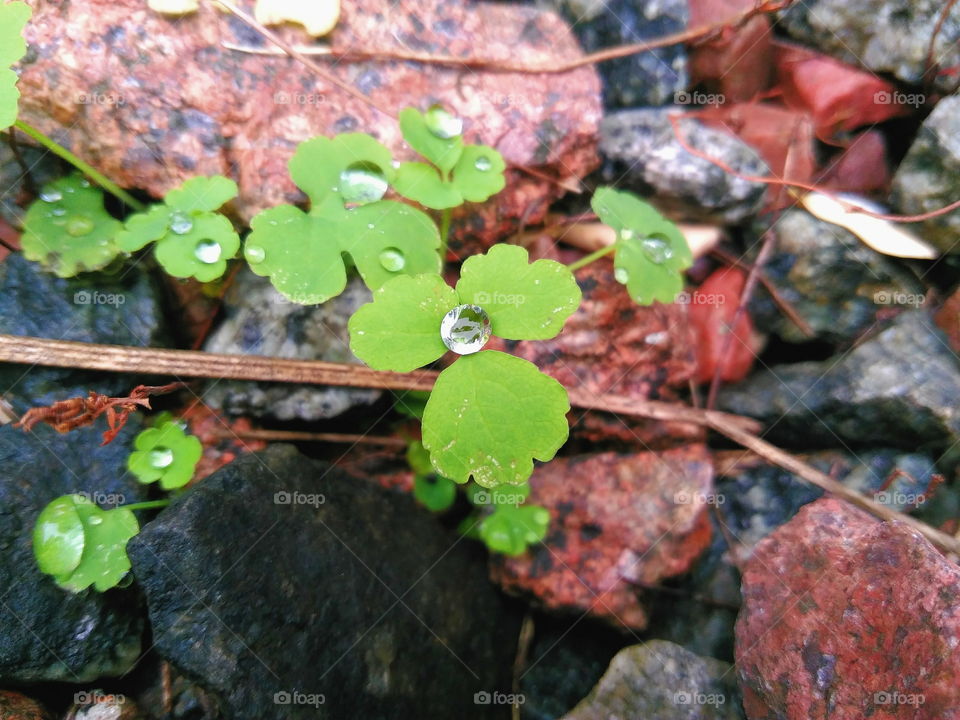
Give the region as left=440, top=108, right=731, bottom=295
left=466, top=481, right=531, bottom=507
left=290, top=133, right=394, bottom=208
left=455, top=244, right=581, bottom=340
left=393, top=390, right=431, bottom=419
left=422, top=350, right=570, bottom=487
left=480, top=504, right=550, bottom=556
left=21, top=175, right=123, bottom=277
left=0, top=1, right=31, bottom=130
left=451, top=145, right=506, bottom=203
left=152, top=212, right=239, bottom=282
left=413, top=475, right=457, bottom=512
left=115, top=204, right=173, bottom=252
left=164, top=175, right=238, bottom=213
left=348, top=274, right=456, bottom=372
left=399, top=106, right=464, bottom=174
left=392, top=162, right=462, bottom=210
left=128, top=421, right=202, bottom=490
left=33, top=495, right=85, bottom=577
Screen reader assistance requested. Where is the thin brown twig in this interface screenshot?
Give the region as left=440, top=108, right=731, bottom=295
left=210, top=428, right=407, bottom=447
left=924, top=0, right=960, bottom=88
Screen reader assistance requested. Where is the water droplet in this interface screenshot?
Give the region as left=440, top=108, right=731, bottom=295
left=614, top=267, right=629, bottom=284
left=425, top=105, right=463, bottom=139
left=66, top=217, right=95, bottom=236
left=440, top=304, right=491, bottom=355
left=194, top=239, right=222, bottom=264
left=79, top=178, right=91, bottom=187
left=641, top=236, right=673, bottom=264
left=474, top=156, right=492, bottom=172
left=39, top=189, right=62, bottom=203
left=87, top=515, right=103, bottom=526
left=339, top=162, right=388, bottom=205
left=149, top=447, right=174, bottom=469
left=378, top=247, right=406, bottom=272
left=51, top=207, right=66, bottom=217
left=620, top=228, right=635, bottom=241
left=244, top=244, right=265, bottom=264
left=169, top=212, right=193, bottom=235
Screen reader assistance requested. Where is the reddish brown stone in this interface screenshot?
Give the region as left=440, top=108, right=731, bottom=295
left=736, top=498, right=960, bottom=720
left=935, top=286, right=960, bottom=354
left=0, top=691, right=50, bottom=720
left=17, top=0, right=601, bottom=252
left=179, top=403, right=266, bottom=481
left=489, top=446, right=714, bottom=630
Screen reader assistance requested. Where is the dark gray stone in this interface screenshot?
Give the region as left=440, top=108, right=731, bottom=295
left=599, top=109, right=768, bottom=223
left=202, top=271, right=380, bottom=421
left=0, top=422, right=148, bottom=682
left=128, top=445, right=519, bottom=720
left=890, top=95, right=960, bottom=254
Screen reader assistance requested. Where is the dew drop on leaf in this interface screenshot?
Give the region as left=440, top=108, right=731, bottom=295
left=170, top=212, right=193, bottom=235
left=474, top=156, right=492, bottom=172
left=149, top=447, right=174, bottom=469
left=51, top=207, right=66, bottom=217
left=424, top=105, right=463, bottom=139
left=614, top=267, right=629, bottom=284
left=244, top=244, right=265, bottom=264
left=619, top=228, right=634, bottom=241
left=87, top=515, right=103, bottom=526
left=66, top=217, right=94, bottom=236
left=378, top=246, right=406, bottom=272
left=339, top=161, right=388, bottom=205
left=40, top=189, right=63, bottom=203
left=440, top=304, right=491, bottom=355
left=194, top=239, right=222, bottom=264
left=641, top=236, right=673, bottom=265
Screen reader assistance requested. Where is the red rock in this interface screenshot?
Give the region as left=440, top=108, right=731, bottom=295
left=935, top=286, right=960, bottom=353
left=489, top=446, right=714, bottom=630
left=179, top=404, right=266, bottom=481
left=0, top=691, right=50, bottom=720
left=16, top=0, right=601, bottom=252
left=688, top=266, right=757, bottom=384
left=736, top=498, right=960, bottom=720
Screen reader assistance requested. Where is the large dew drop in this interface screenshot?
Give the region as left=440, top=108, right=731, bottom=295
left=194, top=240, right=222, bottom=264
left=340, top=162, right=388, bottom=205
left=641, top=236, right=673, bottom=265
left=440, top=304, right=491, bottom=355
left=244, top=244, right=265, bottom=264
left=425, top=105, right=463, bottom=140
left=149, top=447, right=174, bottom=469
left=40, top=189, right=63, bottom=203
left=378, top=247, right=406, bottom=272
left=614, top=267, right=630, bottom=285
left=474, top=156, right=492, bottom=172
left=169, top=212, right=193, bottom=235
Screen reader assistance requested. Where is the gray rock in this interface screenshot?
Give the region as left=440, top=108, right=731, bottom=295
left=0, top=422, right=148, bottom=683
left=202, top=270, right=380, bottom=421
left=780, top=0, right=960, bottom=91
left=127, top=445, right=519, bottom=720
left=554, top=0, right=688, bottom=109
left=750, top=210, right=924, bottom=343
left=599, top=109, right=768, bottom=223
left=890, top=95, right=960, bottom=254
left=718, top=312, right=960, bottom=466
left=561, top=640, right=743, bottom=720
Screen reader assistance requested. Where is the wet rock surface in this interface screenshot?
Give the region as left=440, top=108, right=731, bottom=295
left=562, top=640, right=743, bottom=720
left=598, top=108, right=768, bottom=223
left=890, top=95, right=960, bottom=254
left=128, top=445, right=518, bottom=720
left=736, top=498, right=960, bottom=719
left=0, top=423, right=147, bottom=683
left=0, top=690, right=51, bottom=720
left=489, top=447, right=714, bottom=630
left=202, top=271, right=379, bottom=420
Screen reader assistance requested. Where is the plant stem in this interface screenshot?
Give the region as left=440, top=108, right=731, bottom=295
left=122, top=499, right=171, bottom=512
left=12, top=120, right=146, bottom=211
left=566, top=244, right=615, bottom=271
left=439, top=207, right=453, bottom=257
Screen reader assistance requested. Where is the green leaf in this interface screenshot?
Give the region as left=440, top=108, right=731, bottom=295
left=392, top=162, right=462, bottom=210
left=0, top=1, right=31, bottom=130
left=479, top=504, right=550, bottom=556
left=451, top=145, right=506, bottom=203
left=413, top=474, right=457, bottom=512
left=33, top=494, right=139, bottom=592
left=164, top=175, right=238, bottom=213
left=289, top=133, right=394, bottom=208
left=455, top=244, right=581, bottom=340
left=348, top=274, right=456, bottom=372
left=152, top=212, right=240, bottom=282
left=21, top=175, right=123, bottom=277
left=399, top=106, right=464, bottom=174
left=127, top=421, right=202, bottom=490
left=115, top=204, right=173, bottom=252
left=393, top=390, right=431, bottom=419
left=422, top=350, right=570, bottom=487
left=591, top=187, right=692, bottom=306
left=244, top=205, right=346, bottom=304
left=466, top=481, right=530, bottom=507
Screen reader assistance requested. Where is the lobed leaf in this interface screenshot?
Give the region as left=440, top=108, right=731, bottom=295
left=0, top=1, right=31, bottom=130
left=479, top=504, right=550, bottom=556
left=127, top=421, right=202, bottom=490
left=451, top=145, right=506, bottom=203
left=289, top=133, right=394, bottom=209
left=152, top=212, right=240, bottom=282
left=398, top=106, right=464, bottom=174
left=392, top=162, right=462, bottom=210
left=164, top=175, right=238, bottom=214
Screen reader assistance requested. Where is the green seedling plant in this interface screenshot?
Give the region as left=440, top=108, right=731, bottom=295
left=408, top=440, right=458, bottom=512
left=462, top=482, right=550, bottom=557
left=127, top=419, right=203, bottom=489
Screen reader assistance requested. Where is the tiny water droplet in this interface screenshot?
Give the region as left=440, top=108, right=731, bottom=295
left=149, top=447, right=174, bottom=468
left=367, top=223, right=375, bottom=229
left=169, top=212, right=193, bottom=235
left=614, top=267, right=629, bottom=284
left=425, top=105, right=463, bottom=139
left=440, top=304, right=491, bottom=355
left=79, top=178, right=91, bottom=187
left=474, top=155, right=492, bottom=172
left=51, top=207, right=66, bottom=217
left=340, top=162, right=388, bottom=205
left=87, top=515, right=103, bottom=526
left=378, top=247, right=406, bottom=272
left=620, top=228, right=635, bottom=241
left=641, top=237, right=672, bottom=264
left=66, top=217, right=95, bottom=236
left=194, top=239, right=222, bottom=264
left=244, top=244, right=265, bottom=264
left=39, top=189, right=62, bottom=203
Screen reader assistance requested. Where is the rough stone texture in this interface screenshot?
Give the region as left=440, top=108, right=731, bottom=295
left=736, top=498, right=960, bottom=719
left=17, top=0, right=602, bottom=253
left=202, top=271, right=379, bottom=420
left=0, top=691, right=51, bottom=720
left=936, top=284, right=960, bottom=353
left=781, top=0, right=960, bottom=92
left=599, top=108, right=768, bottom=223
left=0, top=253, right=169, bottom=412
left=718, top=312, right=960, bottom=466
left=562, top=640, right=743, bottom=720
left=128, top=445, right=518, bottom=720
left=749, top=210, right=925, bottom=343
left=489, top=447, right=714, bottom=630
left=0, top=423, right=148, bottom=683
left=891, top=96, right=960, bottom=254
left=554, top=0, right=688, bottom=109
